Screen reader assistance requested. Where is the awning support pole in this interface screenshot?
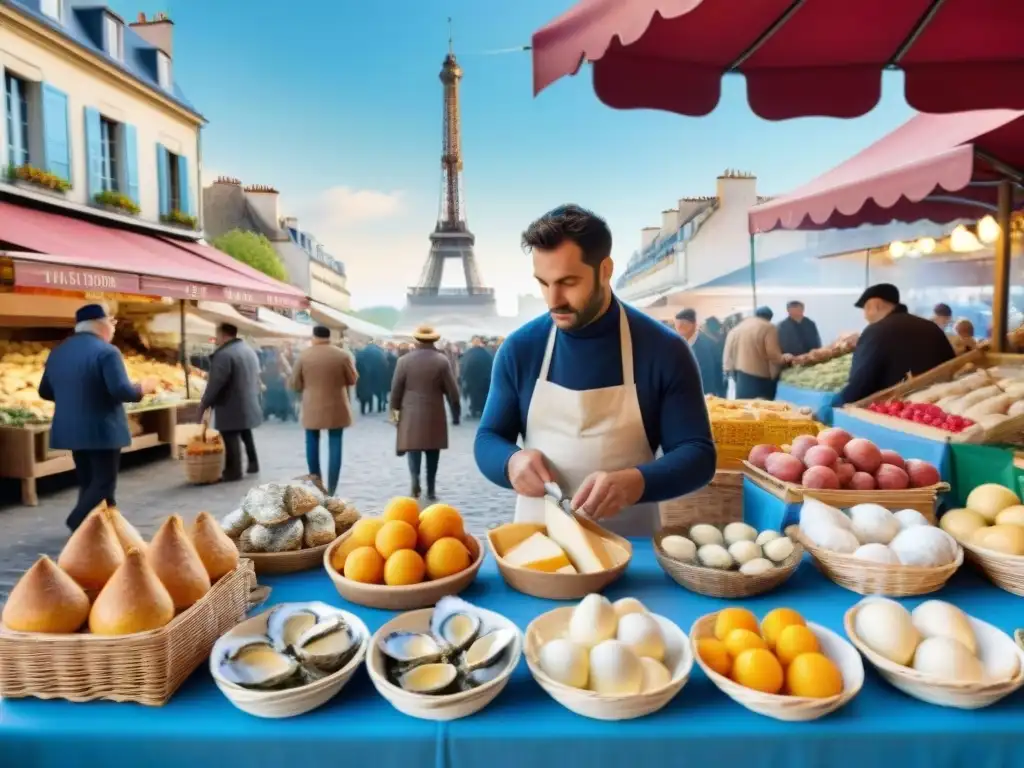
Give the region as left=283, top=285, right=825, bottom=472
left=992, top=179, right=1013, bottom=353
left=749, top=234, right=758, bottom=309
left=180, top=299, right=191, bottom=399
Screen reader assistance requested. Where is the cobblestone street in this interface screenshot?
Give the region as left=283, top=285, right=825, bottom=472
left=0, top=413, right=513, bottom=602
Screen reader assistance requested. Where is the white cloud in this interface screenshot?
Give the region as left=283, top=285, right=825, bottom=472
left=300, top=186, right=404, bottom=224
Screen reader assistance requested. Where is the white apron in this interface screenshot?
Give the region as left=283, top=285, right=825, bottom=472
left=514, top=308, right=659, bottom=537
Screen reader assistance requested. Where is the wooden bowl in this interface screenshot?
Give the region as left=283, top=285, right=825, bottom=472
left=486, top=521, right=631, bottom=600
left=323, top=530, right=484, bottom=610
left=243, top=540, right=335, bottom=575
left=690, top=611, right=863, bottom=722
left=844, top=598, right=1024, bottom=709
left=366, top=604, right=521, bottom=721
left=524, top=606, right=692, bottom=720
left=208, top=604, right=369, bottom=719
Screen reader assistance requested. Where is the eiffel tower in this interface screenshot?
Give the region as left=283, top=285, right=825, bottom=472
left=398, top=25, right=496, bottom=331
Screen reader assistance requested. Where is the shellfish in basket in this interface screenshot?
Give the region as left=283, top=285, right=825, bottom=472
left=214, top=601, right=362, bottom=689
left=379, top=596, right=517, bottom=694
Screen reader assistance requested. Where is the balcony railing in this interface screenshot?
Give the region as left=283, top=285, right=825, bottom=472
left=407, top=287, right=495, bottom=297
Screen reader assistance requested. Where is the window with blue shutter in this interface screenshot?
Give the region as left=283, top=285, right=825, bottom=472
left=122, top=123, right=138, bottom=203
left=156, top=143, right=169, bottom=216
left=177, top=154, right=190, bottom=215
left=84, top=106, right=103, bottom=198
left=41, top=84, right=70, bottom=182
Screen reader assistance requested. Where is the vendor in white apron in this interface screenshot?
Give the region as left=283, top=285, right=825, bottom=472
left=473, top=205, right=717, bottom=539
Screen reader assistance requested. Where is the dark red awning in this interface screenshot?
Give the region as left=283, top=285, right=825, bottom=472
left=532, top=0, right=1024, bottom=120
left=0, top=201, right=307, bottom=308
left=748, top=109, right=1024, bottom=233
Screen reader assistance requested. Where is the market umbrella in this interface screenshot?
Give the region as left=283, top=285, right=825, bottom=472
left=532, top=0, right=1024, bottom=120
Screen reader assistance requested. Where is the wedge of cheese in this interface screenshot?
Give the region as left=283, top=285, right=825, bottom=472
left=504, top=532, right=573, bottom=573
left=543, top=498, right=614, bottom=574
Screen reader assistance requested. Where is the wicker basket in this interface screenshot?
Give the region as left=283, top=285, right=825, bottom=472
left=366, top=604, right=521, bottom=721
left=0, top=560, right=262, bottom=706
left=659, top=470, right=743, bottom=528
left=690, top=611, right=863, bottom=722
left=323, top=531, right=484, bottom=610
left=959, top=541, right=1024, bottom=596
left=786, top=525, right=962, bottom=596
left=844, top=599, right=1024, bottom=709
left=525, top=606, right=692, bottom=720
left=653, top=527, right=803, bottom=598
left=183, top=422, right=224, bottom=485
left=712, top=418, right=822, bottom=471
left=486, top=518, right=631, bottom=600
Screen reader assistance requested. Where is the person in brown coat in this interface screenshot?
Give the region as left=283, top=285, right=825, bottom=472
left=290, top=325, right=358, bottom=495
left=390, top=325, right=461, bottom=500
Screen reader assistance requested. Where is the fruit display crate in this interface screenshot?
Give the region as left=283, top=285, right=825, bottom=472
left=711, top=418, right=823, bottom=471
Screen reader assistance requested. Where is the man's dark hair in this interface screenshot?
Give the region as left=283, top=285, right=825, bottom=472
left=786, top=300, right=804, bottom=310
left=675, top=308, right=697, bottom=323
left=933, top=302, right=952, bottom=318
left=218, top=323, right=239, bottom=338
left=521, top=204, right=612, bottom=268
left=755, top=306, right=774, bottom=321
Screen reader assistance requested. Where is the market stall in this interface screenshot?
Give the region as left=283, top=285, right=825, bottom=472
left=309, top=300, right=394, bottom=342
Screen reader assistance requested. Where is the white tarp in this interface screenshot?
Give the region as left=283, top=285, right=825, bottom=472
left=310, top=301, right=394, bottom=340
left=194, top=302, right=294, bottom=339
left=257, top=308, right=313, bottom=338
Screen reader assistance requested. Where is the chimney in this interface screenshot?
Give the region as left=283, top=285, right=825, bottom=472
left=243, top=184, right=281, bottom=231
left=129, top=12, right=174, bottom=58
left=213, top=176, right=241, bottom=187
left=715, top=169, right=757, bottom=210
left=660, top=209, right=679, bottom=235
left=641, top=226, right=660, bottom=250
left=281, top=215, right=298, bottom=230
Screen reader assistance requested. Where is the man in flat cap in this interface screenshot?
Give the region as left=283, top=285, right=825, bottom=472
left=38, top=304, right=158, bottom=532
left=674, top=308, right=724, bottom=396
left=835, top=284, right=955, bottom=406
left=723, top=306, right=790, bottom=399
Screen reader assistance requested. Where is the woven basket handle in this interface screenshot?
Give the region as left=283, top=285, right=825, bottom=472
left=199, top=410, right=211, bottom=442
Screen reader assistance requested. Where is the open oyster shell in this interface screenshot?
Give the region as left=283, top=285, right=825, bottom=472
left=217, top=636, right=299, bottom=689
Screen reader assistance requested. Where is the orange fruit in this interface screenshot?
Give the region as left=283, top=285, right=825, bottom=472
left=731, top=648, right=784, bottom=694
left=350, top=518, right=386, bottom=548
left=424, top=536, right=471, bottom=580
left=696, top=638, right=731, bottom=677
left=417, top=504, right=465, bottom=551
left=343, top=546, right=385, bottom=584
left=375, top=520, right=418, bottom=560
left=383, top=497, right=421, bottom=528
left=329, top=536, right=361, bottom=572
left=713, top=607, right=759, bottom=641
left=384, top=549, right=426, bottom=586
left=724, top=628, right=767, bottom=658
left=774, top=624, right=819, bottom=667
left=786, top=652, right=843, bottom=698
left=760, top=607, right=806, bottom=650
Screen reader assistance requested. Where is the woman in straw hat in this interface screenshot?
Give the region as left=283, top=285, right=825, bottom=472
left=390, top=325, right=461, bottom=500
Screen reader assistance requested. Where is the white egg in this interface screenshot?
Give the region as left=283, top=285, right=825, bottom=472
left=889, top=526, right=958, bottom=568
left=848, top=504, right=900, bottom=545
left=763, top=536, right=795, bottom=563
left=568, top=593, right=618, bottom=649
left=911, top=600, right=977, bottom=655
left=755, top=530, right=782, bottom=546
left=728, top=540, right=761, bottom=566
left=739, top=557, right=774, bottom=576
left=894, top=509, right=930, bottom=530
left=697, top=543, right=733, bottom=569
left=689, top=524, right=724, bottom=547
left=912, top=636, right=983, bottom=683
left=612, top=597, right=648, bottom=619
left=854, top=598, right=920, bottom=665
left=981, top=647, right=1021, bottom=683
left=638, top=657, right=671, bottom=692
left=588, top=640, right=643, bottom=695
left=853, top=543, right=901, bottom=565
left=616, top=612, right=665, bottom=661
left=538, top=638, right=589, bottom=689
left=723, top=522, right=758, bottom=545
left=801, top=497, right=853, bottom=532
left=660, top=535, right=696, bottom=562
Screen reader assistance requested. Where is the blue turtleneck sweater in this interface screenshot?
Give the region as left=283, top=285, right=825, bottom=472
left=473, top=299, right=717, bottom=503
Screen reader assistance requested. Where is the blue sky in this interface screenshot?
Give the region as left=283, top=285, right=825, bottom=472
left=110, top=0, right=914, bottom=312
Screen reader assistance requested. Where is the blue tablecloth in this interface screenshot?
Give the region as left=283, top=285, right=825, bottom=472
left=776, top=383, right=836, bottom=424
left=743, top=476, right=801, bottom=530
left=2, top=544, right=1022, bottom=768
left=833, top=409, right=953, bottom=485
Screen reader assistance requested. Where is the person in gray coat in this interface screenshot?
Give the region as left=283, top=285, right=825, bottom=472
left=200, top=323, right=263, bottom=481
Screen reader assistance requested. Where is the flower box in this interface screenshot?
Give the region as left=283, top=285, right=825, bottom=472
left=161, top=210, right=198, bottom=230
left=93, top=190, right=140, bottom=216
left=7, top=165, right=71, bottom=194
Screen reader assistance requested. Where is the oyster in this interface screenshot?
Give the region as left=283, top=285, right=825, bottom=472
left=380, top=632, right=443, bottom=664
left=267, top=602, right=322, bottom=651
left=294, top=618, right=359, bottom=672
left=242, top=484, right=289, bottom=526
left=463, top=628, right=516, bottom=671
left=398, top=663, right=458, bottom=694
left=432, top=598, right=481, bottom=651
left=217, top=636, right=299, bottom=689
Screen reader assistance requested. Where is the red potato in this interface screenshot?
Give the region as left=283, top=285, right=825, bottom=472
left=835, top=460, right=856, bottom=487
left=764, top=452, right=805, bottom=483
left=849, top=471, right=877, bottom=490
left=790, top=435, right=821, bottom=462
left=844, top=438, right=883, bottom=473
left=875, top=464, right=911, bottom=490
left=802, top=465, right=840, bottom=490
left=804, top=445, right=839, bottom=469
left=817, top=428, right=854, bottom=454
left=879, top=449, right=906, bottom=469
left=748, top=444, right=781, bottom=469
left=905, top=459, right=941, bottom=488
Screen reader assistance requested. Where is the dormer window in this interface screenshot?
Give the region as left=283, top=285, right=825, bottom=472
left=40, top=0, right=62, bottom=22
left=104, top=14, right=123, bottom=61
left=156, top=52, right=172, bottom=90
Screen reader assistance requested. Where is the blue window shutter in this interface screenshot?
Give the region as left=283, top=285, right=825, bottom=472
left=122, top=123, right=139, bottom=204
left=177, top=154, right=190, bottom=215
left=84, top=107, right=103, bottom=199
left=41, top=84, right=70, bottom=181
left=156, top=144, right=169, bottom=216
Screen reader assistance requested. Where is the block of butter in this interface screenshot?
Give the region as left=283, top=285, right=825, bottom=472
left=504, top=531, right=576, bottom=574
left=543, top=498, right=615, bottom=574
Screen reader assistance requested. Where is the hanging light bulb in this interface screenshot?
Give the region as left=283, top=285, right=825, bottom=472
left=950, top=225, right=983, bottom=253
left=915, top=237, right=937, bottom=255
left=977, top=215, right=1000, bottom=244
left=888, top=240, right=908, bottom=259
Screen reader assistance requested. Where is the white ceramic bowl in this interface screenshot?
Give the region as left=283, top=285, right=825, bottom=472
left=525, top=607, right=692, bottom=721
left=209, top=604, right=369, bottom=718
left=366, top=604, right=522, bottom=721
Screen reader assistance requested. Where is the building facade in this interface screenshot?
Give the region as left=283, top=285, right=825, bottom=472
left=1, top=2, right=203, bottom=235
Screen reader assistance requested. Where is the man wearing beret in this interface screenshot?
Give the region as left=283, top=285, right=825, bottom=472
left=39, top=304, right=158, bottom=532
